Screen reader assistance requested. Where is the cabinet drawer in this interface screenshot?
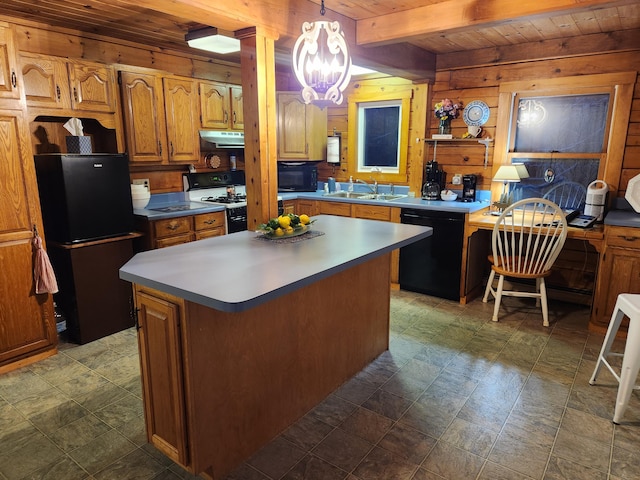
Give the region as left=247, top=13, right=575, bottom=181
left=194, top=211, right=225, bottom=232
left=195, top=227, right=225, bottom=240
left=353, top=204, right=391, bottom=221
left=153, top=217, right=193, bottom=238
left=606, top=226, right=640, bottom=249
left=318, top=201, right=352, bottom=217
left=156, top=233, right=193, bottom=248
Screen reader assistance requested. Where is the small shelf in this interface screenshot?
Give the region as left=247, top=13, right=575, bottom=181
left=424, top=138, right=493, bottom=168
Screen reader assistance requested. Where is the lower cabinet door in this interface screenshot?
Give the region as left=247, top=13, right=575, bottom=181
left=136, top=289, right=190, bottom=468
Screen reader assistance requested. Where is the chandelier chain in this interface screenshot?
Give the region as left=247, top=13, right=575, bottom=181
left=320, top=0, right=325, bottom=16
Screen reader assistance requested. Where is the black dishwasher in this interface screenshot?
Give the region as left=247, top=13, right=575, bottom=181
left=399, top=208, right=465, bottom=300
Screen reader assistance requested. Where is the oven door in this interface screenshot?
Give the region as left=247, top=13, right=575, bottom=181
left=226, top=206, right=247, bottom=233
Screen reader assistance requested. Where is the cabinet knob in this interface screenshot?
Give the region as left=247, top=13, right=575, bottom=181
left=158, top=140, right=162, bottom=155
left=233, top=111, right=237, bottom=125
left=170, top=141, right=174, bottom=157
left=224, top=110, right=229, bottom=124
left=73, top=87, right=78, bottom=102
left=11, top=70, right=16, bottom=88
left=56, top=85, right=61, bottom=101
left=204, top=219, right=216, bottom=225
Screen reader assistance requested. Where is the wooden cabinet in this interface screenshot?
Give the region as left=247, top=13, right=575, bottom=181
left=135, top=287, right=189, bottom=466
left=282, top=200, right=295, bottom=215
left=591, top=225, right=640, bottom=334
left=277, top=92, right=327, bottom=161
left=0, top=107, right=57, bottom=371
left=154, top=217, right=194, bottom=249
left=120, top=69, right=199, bottom=165
left=296, top=199, right=317, bottom=216
left=194, top=211, right=225, bottom=240
left=353, top=204, right=392, bottom=221
left=136, top=211, right=226, bottom=250
left=318, top=201, right=352, bottom=217
left=20, top=53, right=118, bottom=112
left=199, top=81, right=243, bottom=130
left=163, top=76, right=201, bottom=163
left=0, top=24, right=20, bottom=102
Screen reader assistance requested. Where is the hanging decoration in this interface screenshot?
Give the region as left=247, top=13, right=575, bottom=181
left=292, top=0, right=352, bottom=106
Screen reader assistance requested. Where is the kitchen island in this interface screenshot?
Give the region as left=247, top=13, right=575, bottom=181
left=119, top=215, right=431, bottom=478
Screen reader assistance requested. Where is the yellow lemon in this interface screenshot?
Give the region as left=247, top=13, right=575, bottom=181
left=274, top=227, right=284, bottom=237
left=299, top=214, right=310, bottom=225
left=278, top=215, right=291, bottom=228
left=285, top=226, right=294, bottom=235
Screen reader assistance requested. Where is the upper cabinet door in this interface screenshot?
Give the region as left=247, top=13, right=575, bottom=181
left=163, top=76, right=200, bottom=163
left=0, top=25, right=20, bottom=102
left=277, top=93, right=309, bottom=159
left=119, top=70, right=167, bottom=163
left=199, top=81, right=230, bottom=129
left=68, top=60, right=117, bottom=113
left=230, top=85, right=243, bottom=131
left=19, top=52, right=71, bottom=109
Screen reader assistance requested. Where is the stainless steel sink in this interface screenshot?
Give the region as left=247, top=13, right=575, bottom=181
left=322, top=191, right=373, bottom=199
left=371, top=194, right=407, bottom=201
left=322, top=191, right=407, bottom=201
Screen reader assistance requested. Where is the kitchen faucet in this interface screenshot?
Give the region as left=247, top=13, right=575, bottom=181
left=356, top=178, right=378, bottom=194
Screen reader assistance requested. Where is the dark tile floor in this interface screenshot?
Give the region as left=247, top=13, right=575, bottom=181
left=1, top=290, right=639, bottom=480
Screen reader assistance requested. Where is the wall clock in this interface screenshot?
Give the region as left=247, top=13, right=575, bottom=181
left=463, top=100, right=490, bottom=127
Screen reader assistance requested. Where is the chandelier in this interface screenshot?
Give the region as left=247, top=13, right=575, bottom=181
left=292, top=0, right=352, bottom=106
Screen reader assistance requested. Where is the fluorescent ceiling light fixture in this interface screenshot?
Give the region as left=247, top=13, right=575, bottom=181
left=351, top=65, right=378, bottom=76
left=185, top=27, right=240, bottom=54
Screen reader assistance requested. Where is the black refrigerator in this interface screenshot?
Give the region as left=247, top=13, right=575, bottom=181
left=34, top=154, right=136, bottom=344
left=34, top=153, right=134, bottom=244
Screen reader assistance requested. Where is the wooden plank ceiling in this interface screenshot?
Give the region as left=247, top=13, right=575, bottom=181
left=0, top=0, right=638, bottom=79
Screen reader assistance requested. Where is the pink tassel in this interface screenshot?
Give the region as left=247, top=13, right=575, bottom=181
left=33, top=230, right=58, bottom=294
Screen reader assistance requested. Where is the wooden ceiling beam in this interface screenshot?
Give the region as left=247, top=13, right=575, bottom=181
left=112, top=0, right=436, bottom=80
left=437, top=27, right=640, bottom=70
left=356, top=0, right=638, bottom=46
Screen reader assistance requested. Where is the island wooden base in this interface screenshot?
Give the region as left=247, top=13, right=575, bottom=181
left=135, top=253, right=392, bottom=478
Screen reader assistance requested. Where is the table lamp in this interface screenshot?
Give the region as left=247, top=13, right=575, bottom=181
left=492, top=164, right=528, bottom=215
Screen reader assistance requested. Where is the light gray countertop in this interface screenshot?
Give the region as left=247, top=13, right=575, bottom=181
left=292, top=191, right=490, bottom=214
left=119, top=215, right=432, bottom=313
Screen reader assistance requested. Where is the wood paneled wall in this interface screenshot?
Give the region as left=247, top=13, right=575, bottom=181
left=430, top=51, right=640, bottom=198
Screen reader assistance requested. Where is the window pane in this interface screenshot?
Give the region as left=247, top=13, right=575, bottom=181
left=514, top=94, right=609, bottom=153
left=510, top=158, right=600, bottom=211
left=362, top=105, right=400, bottom=168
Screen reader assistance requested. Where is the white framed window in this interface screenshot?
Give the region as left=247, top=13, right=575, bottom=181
left=356, top=100, right=402, bottom=174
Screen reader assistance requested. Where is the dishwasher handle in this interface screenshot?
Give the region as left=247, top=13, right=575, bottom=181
left=401, top=211, right=464, bottom=223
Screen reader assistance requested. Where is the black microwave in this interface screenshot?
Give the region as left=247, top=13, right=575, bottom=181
left=277, top=163, right=318, bottom=192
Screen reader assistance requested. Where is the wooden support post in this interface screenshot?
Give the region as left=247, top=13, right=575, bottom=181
left=237, top=27, right=279, bottom=230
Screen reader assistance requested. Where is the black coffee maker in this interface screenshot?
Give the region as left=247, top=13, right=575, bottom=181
left=461, top=174, right=477, bottom=202
left=422, top=160, right=446, bottom=200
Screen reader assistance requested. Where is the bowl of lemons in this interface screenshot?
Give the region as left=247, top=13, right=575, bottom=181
left=258, top=213, right=314, bottom=239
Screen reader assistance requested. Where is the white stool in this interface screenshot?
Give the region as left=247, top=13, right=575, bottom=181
left=589, top=293, right=640, bottom=424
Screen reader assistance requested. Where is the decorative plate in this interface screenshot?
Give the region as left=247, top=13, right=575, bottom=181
left=625, top=173, right=640, bottom=213
left=463, top=100, right=490, bottom=127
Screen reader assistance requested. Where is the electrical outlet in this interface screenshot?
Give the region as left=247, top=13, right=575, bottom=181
left=452, top=174, right=462, bottom=185
left=133, top=178, right=150, bottom=190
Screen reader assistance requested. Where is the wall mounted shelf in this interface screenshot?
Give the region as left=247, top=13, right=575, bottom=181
left=424, top=138, right=493, bottom=168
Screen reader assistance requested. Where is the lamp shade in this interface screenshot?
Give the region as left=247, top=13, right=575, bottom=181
left=493, top=165, right=523, bottom=182
left=513, top=163, right=530, bottom=179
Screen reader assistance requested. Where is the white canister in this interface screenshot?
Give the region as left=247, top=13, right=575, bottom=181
left=584, top=180, right=608, bottom=221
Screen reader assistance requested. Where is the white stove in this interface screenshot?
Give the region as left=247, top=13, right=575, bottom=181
left=183, top=172, right=283, bottom=233
left=187, top=186, right=248, bottom=208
